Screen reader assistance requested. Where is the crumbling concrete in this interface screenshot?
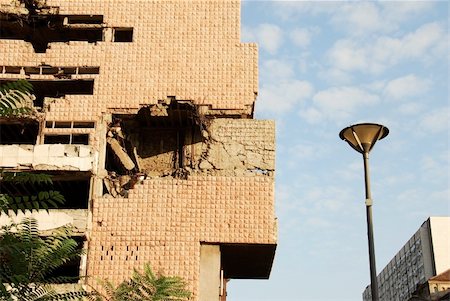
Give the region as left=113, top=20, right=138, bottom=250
left=106, top=137, right=135, bottom=171
left=104, top=105, right=274, bottom=182
left=0, top=144, right=94, bottom=170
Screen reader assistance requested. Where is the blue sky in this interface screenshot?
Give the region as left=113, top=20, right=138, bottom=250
left=228, top=1, right=449, bottom=300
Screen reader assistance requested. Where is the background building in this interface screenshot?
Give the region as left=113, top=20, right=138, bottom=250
left=408, top=269, right=450, bottom=301
left=0, top=1, right=277, bottom=300
left=363, top=217, right=450, bottom=301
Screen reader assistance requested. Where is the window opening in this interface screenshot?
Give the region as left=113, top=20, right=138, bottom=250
left=45, top=121, right=95, bottom=129
left=0, top=120, right=39, bottom=145
left=54, top=122, right=71, bottom=128
left=0, top=173, right=90, bottom=209
left=44, top=135, right=70, bottom=144
left=78, top=67, right=100, bottom=74
left=72, top=134, right=89, bottom=144
left=0, top=79, right=94, bottom=109
left=4, top=66, right=21, bottom=74
left=73, top=121, right=95, bottom=128
left=44, top=134, right=89, bottom=145
left=2, top=66, right=100, bottom=76
left=113, top=28, right=133, bottom=42
left=45, top=236, right=85, bottom=282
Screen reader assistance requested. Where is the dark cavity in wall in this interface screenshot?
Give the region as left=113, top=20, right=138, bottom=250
left=113, top=28, right=133, bottom=42
left=0, top=13, right=104, bottom=52
left=45, top=236, right=85, bottom=282
left=0, top=172, right=91, bottom=209
left=107, top=100, right=205, bottom=178
left=0, top=79, right=94, bottom=108
left=44, top=134, right=89, bottom=145
left=0, top=118, right=39, bottom=144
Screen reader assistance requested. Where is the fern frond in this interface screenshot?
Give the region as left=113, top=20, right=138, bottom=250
left=2, top=172, right=53, bottom=185
left=0, top=80, right=35, bottom=117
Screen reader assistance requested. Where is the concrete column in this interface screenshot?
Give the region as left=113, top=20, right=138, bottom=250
left=199, top=244, right=221, bottom=301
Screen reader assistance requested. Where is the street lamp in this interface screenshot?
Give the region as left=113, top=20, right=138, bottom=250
left=339, top=123, right=389, bottom=301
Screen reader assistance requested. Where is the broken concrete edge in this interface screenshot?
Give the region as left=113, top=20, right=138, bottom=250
left=100, top=101, right=274, bottom=198
left=0, top=208, right=88, bottom=235
left=0, top=0, right=59, bottom=18
left=106, top=137, right=135, bottom=171
left=0, top=110, right=42, bottom=123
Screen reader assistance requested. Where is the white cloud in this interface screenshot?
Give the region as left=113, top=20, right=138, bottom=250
left=274, top=1, right=337, bottom=20
left=275, top=1, right=437, bottom=35
left=380, top=2, right=437, bottom=24
left=298, top=107, right=323, bottom=124
left=289, top=27, right=317, bottom=48
left=243, top=23, right=284, bottom=55
left=384, top=74, right=431, bottom=101
left=318, top=67, right=353, bottom=85
left=287, top=141, right=325, bottom=161
left=327, top=22, right=447, bottom=74
left=256, top=79, right=314, bottom=115
left=330, top=2, right=388, bottom=36
left=397, top=102, right=425, bottom=116
left=309, top=86, right=380, bottom=122
left=401, top=22, right=447, bottom=59
left=419, top=107, right=449, bottom=133
left=261, top=59, right=295, bottom=81
left=327, top=39, right=368, bottom=72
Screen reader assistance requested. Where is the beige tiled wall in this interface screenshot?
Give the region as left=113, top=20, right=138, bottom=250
left=0, top=0, right=258, bottom=121
left=88, top=175, right=276, bottom=296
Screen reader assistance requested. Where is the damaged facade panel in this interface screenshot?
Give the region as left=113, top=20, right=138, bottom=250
left=105, top=103, right=274, bottom=179
left=0, top=144, right=94, bottom=170
left=106, top=101, right=204, bottom=177
left=197, top=119, right=275, bottom=174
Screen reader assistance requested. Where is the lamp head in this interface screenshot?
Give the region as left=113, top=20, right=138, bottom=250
left=339, top=123, right=389, bottom=154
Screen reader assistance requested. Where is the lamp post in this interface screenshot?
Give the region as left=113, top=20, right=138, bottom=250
left=339, top=123, right=389, bottom=301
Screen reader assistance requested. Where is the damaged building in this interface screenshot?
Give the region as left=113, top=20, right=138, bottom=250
left=0, top=0, right=277, bottom=300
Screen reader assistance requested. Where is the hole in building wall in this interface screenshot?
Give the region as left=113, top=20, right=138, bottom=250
left=0, top=119, right=39, bottom=144
left=0, top=13, right=104, bottom=53
left=107, top=100, right=205, bottom=178
left=0, top=172, right=91, bottom=209
left=2, top=65, right=100, bottom=77
left=0, top=79, right=94, bottom=109
left=113, top=28, right=133, bottom=42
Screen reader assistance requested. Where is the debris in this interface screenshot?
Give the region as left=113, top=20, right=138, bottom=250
left=106, top=137, right=135, bottom=171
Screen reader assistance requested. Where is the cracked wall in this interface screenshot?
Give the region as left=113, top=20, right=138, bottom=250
left=197, top=119, right=275, bottom=175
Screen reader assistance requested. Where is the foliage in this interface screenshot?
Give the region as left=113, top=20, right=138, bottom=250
left=95, top=264, right=191, bottom=301
left=0, top=80, right=35, bottom=117
left=0, top=218, right=88, bottom=301
left=0, top=172, right=90, bottom=300
left=0, top=171, right=65, bottom=215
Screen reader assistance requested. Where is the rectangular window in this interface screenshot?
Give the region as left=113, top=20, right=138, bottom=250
left=44, top=134, right=89, bottom=145
left=113, top=28, right=133, bottom=42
